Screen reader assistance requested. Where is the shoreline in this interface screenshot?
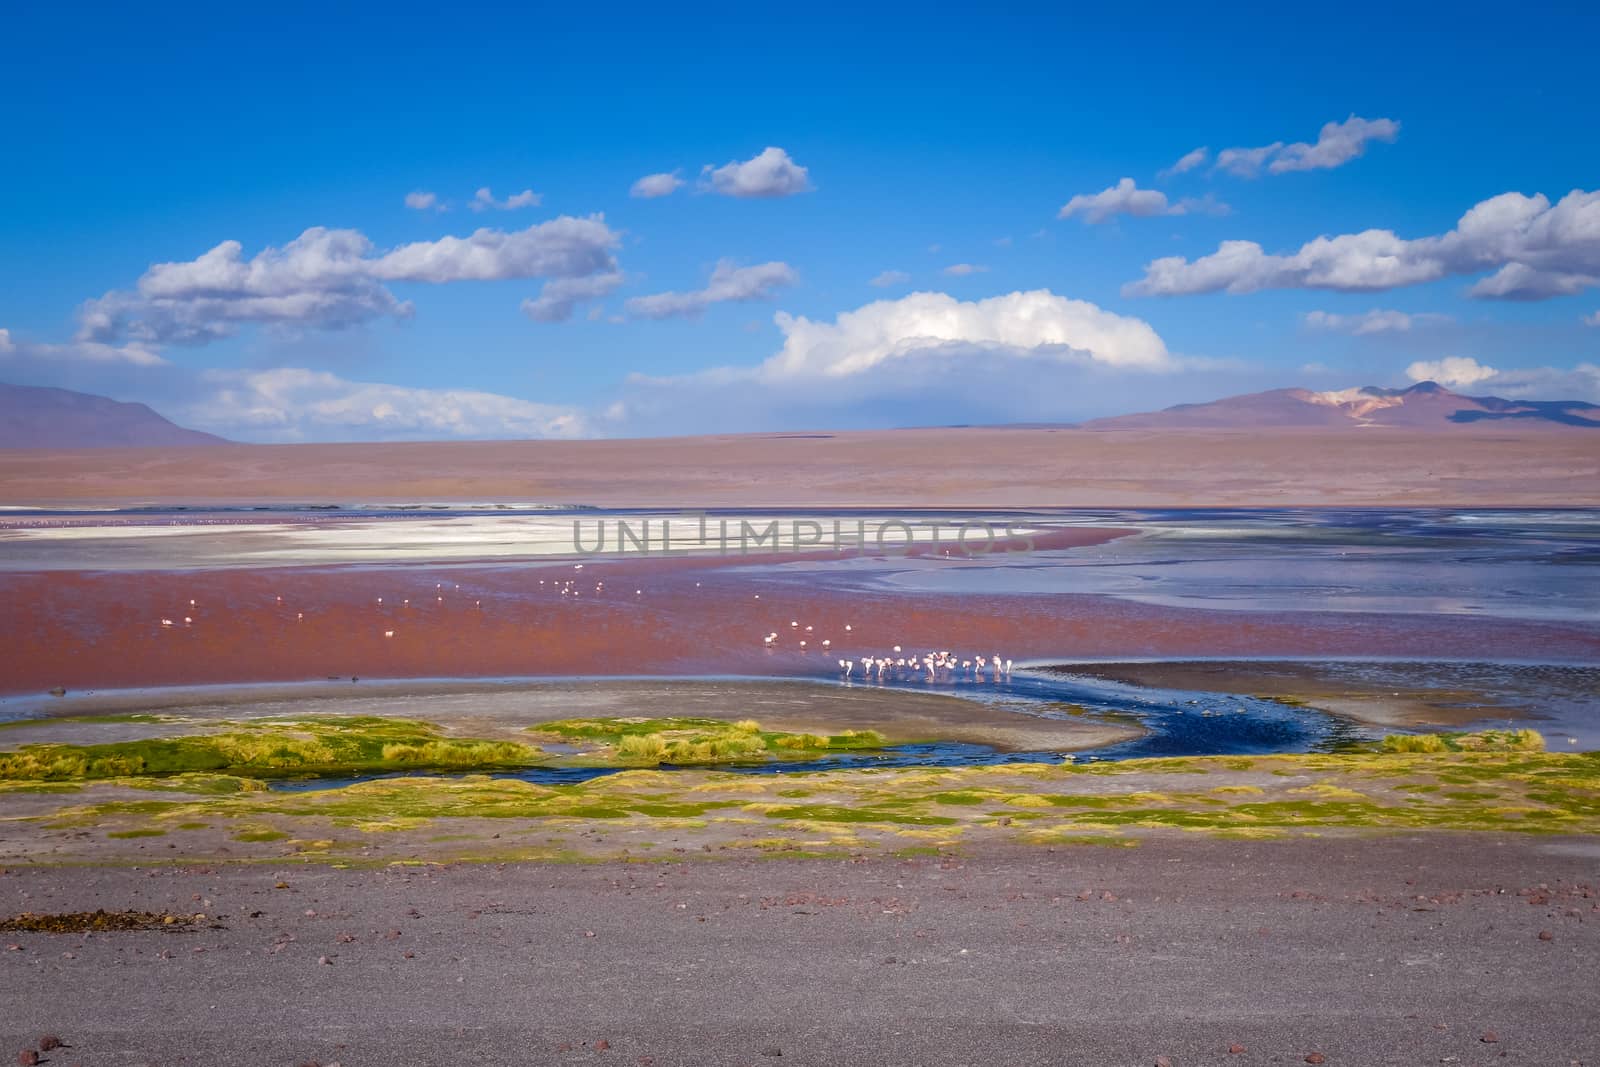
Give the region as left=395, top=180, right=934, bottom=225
left=0, top=676, right=1144, bottom=754
left=1052, top=658, right=1585, bottom=731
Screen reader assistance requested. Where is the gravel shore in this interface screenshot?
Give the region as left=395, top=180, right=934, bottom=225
left=4, top=834, right=1596, bottom=1066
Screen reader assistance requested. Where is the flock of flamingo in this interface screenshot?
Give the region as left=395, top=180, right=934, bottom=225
left=761, top=618, right=1012, bottom=682
left=152, top=561, right=1017, bottom=687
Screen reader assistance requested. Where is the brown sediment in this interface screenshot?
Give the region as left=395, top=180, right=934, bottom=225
left=2, top=425, right=1598, bottom=508
left=1, top=553, right=1597, bottom=697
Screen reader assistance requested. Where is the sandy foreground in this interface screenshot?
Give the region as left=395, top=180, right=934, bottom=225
left=3, top=425, right=1598, bottom=507
left=2, top=835, right=1596, bottom=1066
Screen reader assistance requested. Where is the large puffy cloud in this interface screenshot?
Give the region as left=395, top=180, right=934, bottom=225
left=606, top=291, right=1281, bottom=435
left=625, top=260, right=797, bottom=319
left=78, top=216, right=623, bottom=344
left=1404, top=355, right=1499, bottom=388
left=185, top=368, right=587, bottom=442
left=1127, top=188, right=1600, bottom=300
left=1058, top=178, right=1229, bottom=224
left=1214, top=115, right=1399, bottom=177
left=701, top=147, right=812, bottom=198
left=757, top=290, right=1171, bottom=379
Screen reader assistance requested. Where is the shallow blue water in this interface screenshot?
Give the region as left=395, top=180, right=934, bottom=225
left=268, top=667, right=1371, bottom=792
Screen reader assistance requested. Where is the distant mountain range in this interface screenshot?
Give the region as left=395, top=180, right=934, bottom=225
left=0, top=382, right=228, bottom=449
left=1, top=379, right=1595, bottom=449
left=1080, top=381, right=1600, bottom=431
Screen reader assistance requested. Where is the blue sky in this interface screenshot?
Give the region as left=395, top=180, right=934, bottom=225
left=3, top=1, right=1598, bottom=440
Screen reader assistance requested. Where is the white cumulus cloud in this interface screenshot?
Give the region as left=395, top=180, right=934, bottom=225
left=404, top=191, right=440, bottom=211
left=702, top=147, right=813, bottom=198
left=625, top=260, right=797, bottom=319
left=1126, top=188, right=1600, bottom=300
left=758, top=289, right=1172, bottom=379
left=609, top=290, right=1204, bottom=434
left=78, top=216, right=622, bottom=344
left=1213, top=115, right=1399, bottom=177
left=942, top=263, right=989, bottom=276
left=1404, top=356, right=1499, bottom=388
left=630, top=172, right=684, bottom=198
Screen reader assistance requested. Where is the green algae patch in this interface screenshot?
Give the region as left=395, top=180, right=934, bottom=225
left=232, top=828, right=289, bottom=842
left=529, top=717, right=889, bottom=766
left=106, top=828, right=166, bottom=839
left=0, top=715, right=547, bottom=782
left=6, top=730, right=1598, bottom=865
left=1381, top=729, right=1545, bottom=754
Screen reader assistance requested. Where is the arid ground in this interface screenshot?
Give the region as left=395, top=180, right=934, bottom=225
left=2, top=425, right=1598, bottom=507
left=3, top=836, right=1597, bottom=1066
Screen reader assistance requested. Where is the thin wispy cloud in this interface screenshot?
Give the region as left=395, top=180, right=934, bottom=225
left=470, top=187, right=541, bottom=212
left=1302, top=309, right=1450, bottom=334
left=630, top=172, right=684, bottom=198
left=1160, top=147, right=1210, bottom=177
left=186, top=367, right=587, bottom=441
left=522, top=272, right=626, bottom=323
left=1058, top=178, right=1230, bottom=224
left=1213, top=115, right=1399, bottom=177
left=625, top=260, right=797, bottom=319
left=869, top=270, right=910, bottom=287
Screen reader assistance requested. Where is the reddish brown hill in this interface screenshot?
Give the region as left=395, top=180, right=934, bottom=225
left=1080, top=381, right=1600, bottom=430
left=0, top=382, right=228, bottom=448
